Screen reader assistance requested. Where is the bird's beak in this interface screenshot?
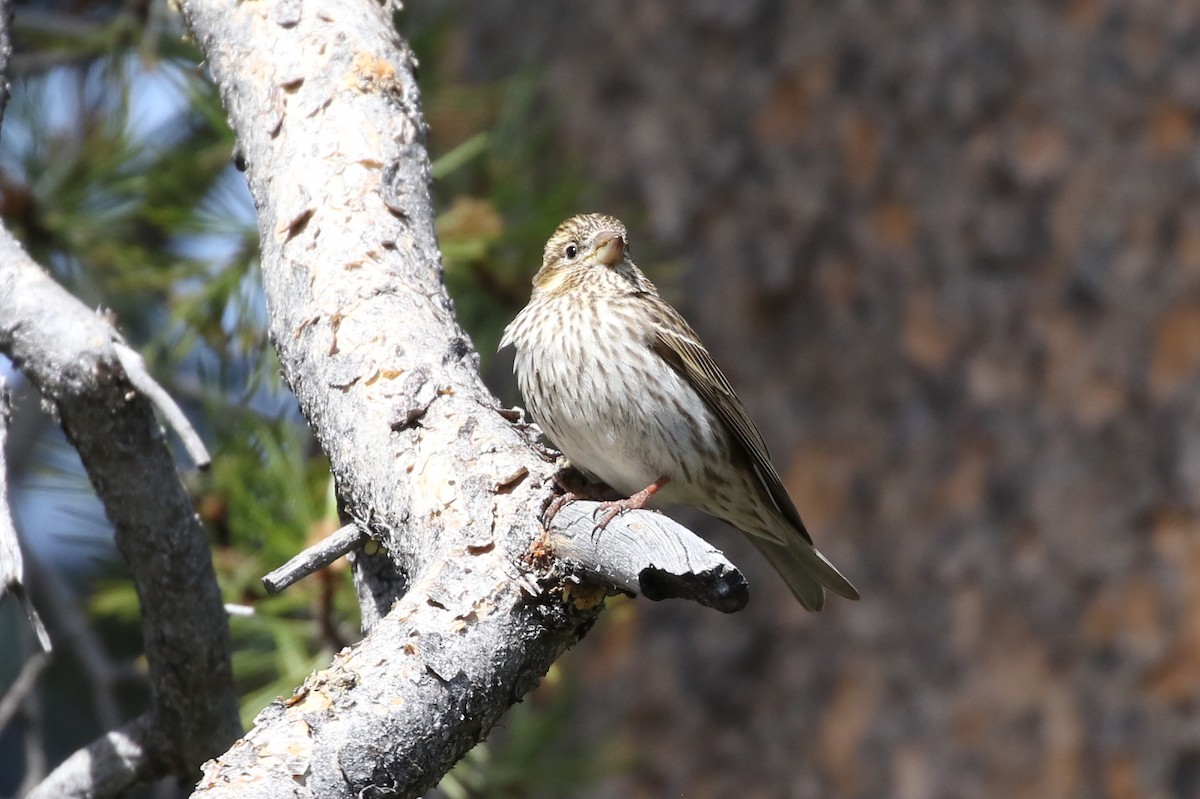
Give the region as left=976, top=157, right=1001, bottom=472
left=593, top=232, right=625, bottom=267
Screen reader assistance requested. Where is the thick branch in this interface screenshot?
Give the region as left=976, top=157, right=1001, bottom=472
left=0, top=225, right=241, bottom=792
left=179, top=1, right=742, bottom=796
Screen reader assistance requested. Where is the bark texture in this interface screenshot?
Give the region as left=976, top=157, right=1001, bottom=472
left=0, top=226, right=241, bottom=795
left=180, top=2, right=739, bottom=796
left=461, top=2, right=1200, bottom=797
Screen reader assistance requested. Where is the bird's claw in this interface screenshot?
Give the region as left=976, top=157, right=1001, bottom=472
left=543, top=491, right=575, bottom=525
left=590, top=500, right=634, bottom=536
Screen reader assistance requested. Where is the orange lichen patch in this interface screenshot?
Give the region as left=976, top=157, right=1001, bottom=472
left=903, top=290, right=955, bottom=371
left=450, top=598, right=496, bottom=632
left=362, top=365, right=404, bottom=385
left=286, top=688, right=332, bottom=714
left=494, top=465, right=529, bottom=494
left=562, top=582, right=607, bottom=611
left=1148, top=300, right=1200, bottom=402
left=350, top=53, right=400, bottom=94
left=527, top=529, right=553, bottom=570
left=820, top=663, right=883, bottom=796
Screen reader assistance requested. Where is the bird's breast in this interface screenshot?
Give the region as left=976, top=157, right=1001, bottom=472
left=510, top=295, right=727, bottom=501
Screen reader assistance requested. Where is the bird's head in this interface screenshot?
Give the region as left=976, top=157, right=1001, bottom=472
left=531, top=213, right=649, bottom=297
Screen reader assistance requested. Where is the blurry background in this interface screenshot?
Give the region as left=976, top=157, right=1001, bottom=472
left=3, top=1, right=1199, bottom=797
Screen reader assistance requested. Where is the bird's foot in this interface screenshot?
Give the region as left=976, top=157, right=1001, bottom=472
left=591, top=476, right=671, bottom=534
left=542, top=470, right=620, bottom=526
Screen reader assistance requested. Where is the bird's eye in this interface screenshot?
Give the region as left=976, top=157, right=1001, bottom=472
left=564, top=243, right=579, bottom=260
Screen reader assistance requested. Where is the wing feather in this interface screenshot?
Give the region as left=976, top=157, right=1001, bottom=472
left=647, top=300, right=813, bottom=545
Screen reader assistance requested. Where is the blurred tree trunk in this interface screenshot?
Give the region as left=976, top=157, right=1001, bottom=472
left=466, top=2, right=1200, bottom=797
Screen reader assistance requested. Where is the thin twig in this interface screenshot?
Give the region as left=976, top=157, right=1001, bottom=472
left=0, top=378, right=51, bottom=651
left=16, top=680, right=46, bottom=798
left=262, top=523, right=368, bottom=595
left=25, top=555, right=126, bottom=730
left=112, top=342, right=212, bottom=469
left=0, top=651, right=49, bottom=731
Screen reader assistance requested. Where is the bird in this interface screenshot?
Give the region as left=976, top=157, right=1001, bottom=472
left=499, top=213, right=859, bottom=610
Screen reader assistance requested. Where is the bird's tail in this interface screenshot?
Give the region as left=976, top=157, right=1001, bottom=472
left=746, top=535, right=860, bottom=612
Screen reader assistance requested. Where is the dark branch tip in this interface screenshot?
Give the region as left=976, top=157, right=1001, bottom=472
left=638, top=564, right=749, bottom=613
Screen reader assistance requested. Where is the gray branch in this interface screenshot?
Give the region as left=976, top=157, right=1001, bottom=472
left=0, top=0, right=12, bottom=129
left=262, top=522, right=368, bottom=595
left=547, top=502, right=747, bottom=612
left=0, top=650, right=49, bottom=731
left=178, top=0, right=745, bottom=796
left=0, top=226, right=241, bottom=796
left=0, top=378, right=51, bottom=651
left=27, top=716, right=163, bottom=799
left=113, top=342, right=212, bottom=468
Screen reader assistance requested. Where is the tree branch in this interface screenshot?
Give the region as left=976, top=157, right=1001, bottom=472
left=262, top=522, right=368, bottom=595
left=0, top=650, right=49, bottom=731
left=0, top=225, right=241, bottom=795
left=178, top=0, right=744, bottom=796
left=112, top=342, right=212, bottom=468
left=0, top=377, right=51, bottom=651
left=546, top=502, right=748, bottom=612
left=26, top=716, right=165, bottom=799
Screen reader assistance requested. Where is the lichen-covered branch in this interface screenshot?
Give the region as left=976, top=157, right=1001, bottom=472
left=179, top=0, right=743, bottom=796
left=0, top=226, right=241, bottom=797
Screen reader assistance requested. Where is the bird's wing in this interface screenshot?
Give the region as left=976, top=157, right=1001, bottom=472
left=647, top=298, right=813, bottom=545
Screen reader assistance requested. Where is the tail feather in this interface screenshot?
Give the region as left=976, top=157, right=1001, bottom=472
left=746, top=535, right=860, bottom=612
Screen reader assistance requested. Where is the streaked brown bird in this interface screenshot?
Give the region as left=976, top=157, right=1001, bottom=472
left=500, top=213, right=859, bottom=610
